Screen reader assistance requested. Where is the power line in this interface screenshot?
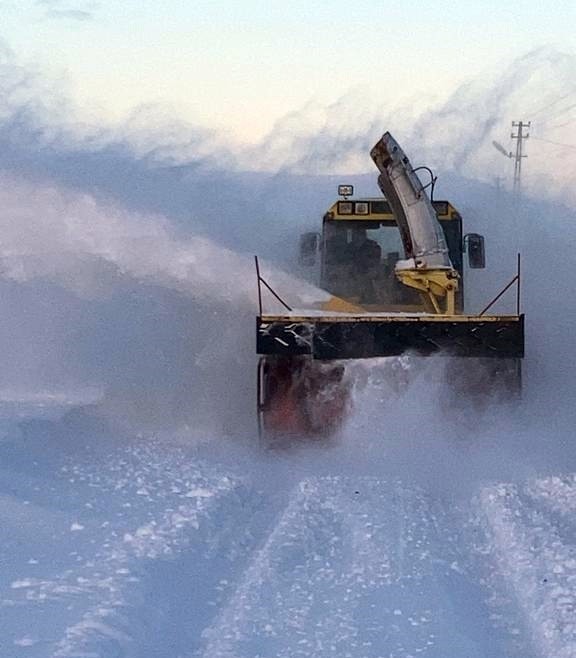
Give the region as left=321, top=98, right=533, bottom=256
left=531, top=135, right=576, bottom=151
left=545, top=102, right=576, bottom=123
left=529, top=89, right=576, bottom=118
left=547, top=118, right=576, bottom=129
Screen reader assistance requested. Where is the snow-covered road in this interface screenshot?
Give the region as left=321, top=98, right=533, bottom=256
left=1, top=401, right=575, bottom=658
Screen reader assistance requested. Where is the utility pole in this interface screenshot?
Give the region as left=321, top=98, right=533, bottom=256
left=511, top=120, right=530, bottom=197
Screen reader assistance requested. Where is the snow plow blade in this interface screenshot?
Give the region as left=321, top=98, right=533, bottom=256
left=257, top=314, right=524, bottom=360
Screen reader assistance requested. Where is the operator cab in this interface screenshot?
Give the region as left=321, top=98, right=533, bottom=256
left=299, top=185, right=478, bottom=312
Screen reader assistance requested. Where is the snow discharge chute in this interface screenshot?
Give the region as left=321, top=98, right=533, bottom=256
left=370, top=132, right=453, bottom=271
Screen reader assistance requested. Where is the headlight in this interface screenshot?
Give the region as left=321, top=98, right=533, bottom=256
left=338, top=184, right=354, bottom=198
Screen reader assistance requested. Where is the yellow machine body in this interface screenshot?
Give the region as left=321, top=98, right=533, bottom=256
left=256, top=133, right=524, bottom=439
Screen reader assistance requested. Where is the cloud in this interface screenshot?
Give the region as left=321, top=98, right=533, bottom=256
left=0, top=45, right=343, bottom=264
left=241, top=47, right=576, bottom=207
left=37, top=0, right=98, bottom=22
left=45, top=8, right=94, bottom=21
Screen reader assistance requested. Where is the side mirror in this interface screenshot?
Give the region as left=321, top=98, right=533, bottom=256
left=299, top=232, right=320, bottom=266
left=465, top=233, right=486, bottom=269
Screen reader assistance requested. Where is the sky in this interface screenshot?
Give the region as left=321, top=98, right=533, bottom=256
left=2, top=0, right=576, bottom=142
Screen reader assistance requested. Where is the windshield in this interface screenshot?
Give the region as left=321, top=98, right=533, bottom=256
left=321, top=220, right=418, bottom=306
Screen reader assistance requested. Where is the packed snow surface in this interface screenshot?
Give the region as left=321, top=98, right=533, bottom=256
left=1, top=395, right=575, bottom=658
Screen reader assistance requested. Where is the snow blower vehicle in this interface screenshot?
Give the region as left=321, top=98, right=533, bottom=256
left=256, top=132, right=524, bottom=441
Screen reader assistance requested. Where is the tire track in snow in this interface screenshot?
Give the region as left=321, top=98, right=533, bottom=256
left=52, top=481, right=237, bottom=658
left=200, top=476, right=514, bottom=658
left=479, top=481, right=576, bottom=658
left=526, top=475, right=576, bottom=526
left=1, top=443, right=242, bottom=658
left=199, top=478, right=329, bottom=658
